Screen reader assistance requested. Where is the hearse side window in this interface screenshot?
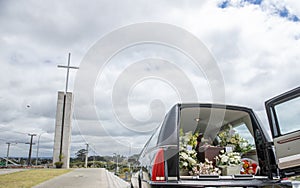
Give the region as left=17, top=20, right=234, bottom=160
left=139, top=137, right=151, bottom=158
left=274, top=97, right=300, bottom=135
left=158, top=106, right=178, bottom=145
left=147, top=125, right=162, bottom=150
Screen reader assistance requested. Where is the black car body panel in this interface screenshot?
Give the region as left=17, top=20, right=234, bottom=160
left=131, top=87, right=300, bottom=188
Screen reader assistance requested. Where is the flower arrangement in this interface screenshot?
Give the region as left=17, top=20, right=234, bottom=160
left=179, top=129, right=198, bottom=172
left=191, top=159, right=221, bottom=175
left=215, top=150, right=242, bottom=167
left=241, top=159, right=258, bottom=175
left=218, top=125, right=253, bottom=154
left=178, top=125, right=257, bottom=176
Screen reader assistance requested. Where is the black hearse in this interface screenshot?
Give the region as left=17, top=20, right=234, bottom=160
left=130, top=87, right=300, bottom=188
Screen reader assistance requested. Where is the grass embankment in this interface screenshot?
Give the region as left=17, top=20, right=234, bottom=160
left=0, top=169, right=71, bottom=188
left=291, top=176, right=300, bottom=181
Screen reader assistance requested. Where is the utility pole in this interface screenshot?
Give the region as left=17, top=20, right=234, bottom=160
left=93, top=146, right=95, bottom=168
left=6, top=142, right=12, bottom=167
left=5, top=142, right=18, bottom=167
left=85, top=143, right=89, bottom=168
left=26, top=134, right=36, bottom=166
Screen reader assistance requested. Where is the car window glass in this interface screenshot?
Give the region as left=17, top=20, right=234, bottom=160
left=147, top=125, right=162, bottom=149
left=139, top=138, right=151, bottom=158
left=233, top=123, right=255, bottom=146
left=274, top=96, right=300, bottom=135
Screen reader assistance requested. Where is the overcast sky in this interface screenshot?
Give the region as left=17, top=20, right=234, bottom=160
left=0, top=0, right=299, bottom=158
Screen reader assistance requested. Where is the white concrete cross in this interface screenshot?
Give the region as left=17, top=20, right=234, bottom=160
left=55, top=53, right=79, bottom=166
left=57, top=53, right=79, bottom=93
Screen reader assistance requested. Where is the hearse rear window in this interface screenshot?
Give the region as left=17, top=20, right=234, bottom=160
left=178, top=107, right=258, bottom=176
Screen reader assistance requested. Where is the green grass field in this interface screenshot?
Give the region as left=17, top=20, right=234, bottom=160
left=291, top=176, right=300, bottom=181
left=0, top=169, right=71, bottom=188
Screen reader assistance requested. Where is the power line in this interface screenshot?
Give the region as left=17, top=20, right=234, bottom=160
left=0, top=128, right=28, bottom=135
left=71, top=120, right=102, bottom=156
left=72, top=120, right=88, bottom=144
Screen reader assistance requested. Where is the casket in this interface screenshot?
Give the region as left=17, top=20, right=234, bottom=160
left=197, top=146, right=223, bottom=165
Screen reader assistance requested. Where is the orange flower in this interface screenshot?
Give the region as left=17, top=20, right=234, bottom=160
left=241, top=159, right=258, bottom=175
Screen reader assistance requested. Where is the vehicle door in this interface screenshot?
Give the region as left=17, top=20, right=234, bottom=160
left=265, top=86, right=300, bottom=177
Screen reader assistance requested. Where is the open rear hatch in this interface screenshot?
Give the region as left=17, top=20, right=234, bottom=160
left=265, top=86, right=300, bottom=177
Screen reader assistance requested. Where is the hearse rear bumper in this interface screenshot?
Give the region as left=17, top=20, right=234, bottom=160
left=148, top=176, right=293, bottom=187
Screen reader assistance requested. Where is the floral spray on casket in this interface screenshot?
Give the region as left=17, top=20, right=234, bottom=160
left=215, top=150, right=242, bottom=175
left=179, top=129, right=221, bottom=176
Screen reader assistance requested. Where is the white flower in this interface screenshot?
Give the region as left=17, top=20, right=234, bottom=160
left=240, top=142, right=248, bottom=148
left=184, top=137, right=190, bottom=143
left=217, top=152, right=241, bottom=166
left=180, top=152, right=188, bottom=159
left=183, top=162, right=188, bottom=167
left=187, top=157, right=197, bottom=165
left=221, top=156, right=229, bottom=163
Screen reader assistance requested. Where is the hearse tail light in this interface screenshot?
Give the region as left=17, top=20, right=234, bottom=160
left=151, top=148, right=165, bottom=182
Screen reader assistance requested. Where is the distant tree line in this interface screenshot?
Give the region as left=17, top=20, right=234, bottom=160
left=1, top=148, right=139, bottom=172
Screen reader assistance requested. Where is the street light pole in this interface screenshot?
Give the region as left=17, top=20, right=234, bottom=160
left=85, top=143, right=89, bottom=168
left=120, top=140, right=132, bottom=171
left=113, top=153, right=119, bottom=175
left=36, top=132, right=46, bottom=166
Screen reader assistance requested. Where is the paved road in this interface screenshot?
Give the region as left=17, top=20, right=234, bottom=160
left=33, top=168, right=130, bottom=188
